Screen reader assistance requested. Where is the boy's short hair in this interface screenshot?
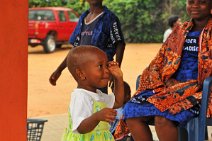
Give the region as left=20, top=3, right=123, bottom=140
left=66, top=45, right=104, bottom=81
left=168, top=15, right=179, bottom=28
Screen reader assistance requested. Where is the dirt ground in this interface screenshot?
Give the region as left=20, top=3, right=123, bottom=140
left=28, top=43, right=162, bottom=117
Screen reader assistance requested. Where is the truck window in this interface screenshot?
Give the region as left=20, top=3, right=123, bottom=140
left=29, top=10, right=55, bottom=21
left=68, top=11, right=79, bottom=22
left=58, top=11, right=66, bottom=22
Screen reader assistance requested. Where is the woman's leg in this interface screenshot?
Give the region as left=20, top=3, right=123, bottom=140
left=126, top=117, right=153, bottom=141
left=155, top=116, right=178, bottom=141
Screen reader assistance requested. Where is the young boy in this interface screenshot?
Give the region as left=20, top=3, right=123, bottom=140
left=63, top=45, right=124, bottom=141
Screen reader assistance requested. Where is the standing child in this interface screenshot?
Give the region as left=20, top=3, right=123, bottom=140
left=49, top=0, right=125, bottom=94
left=110, top=81, right=132, bottom=141
left=124, top=0, right=212, bottom=141
left=63, top=46, right=124, bottom=141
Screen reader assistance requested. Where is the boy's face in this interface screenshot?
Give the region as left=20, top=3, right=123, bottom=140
left=80, top=50, right=110, bottom=91
left=186, top=0, right=212, bottom=20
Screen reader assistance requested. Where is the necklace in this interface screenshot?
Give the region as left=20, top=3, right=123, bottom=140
left=85, top=7, right=103, bottom=23
left=85, top=12, right=103, bottom=25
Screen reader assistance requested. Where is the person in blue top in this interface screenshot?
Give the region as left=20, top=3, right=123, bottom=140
left=49, top=0, right=125, bottom=93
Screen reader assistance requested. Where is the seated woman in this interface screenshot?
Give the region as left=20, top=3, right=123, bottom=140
left=124, top=0, right=212, bottom=141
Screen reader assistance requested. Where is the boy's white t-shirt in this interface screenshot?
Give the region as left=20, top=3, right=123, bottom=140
left=69, top=88, right=115, bottom=133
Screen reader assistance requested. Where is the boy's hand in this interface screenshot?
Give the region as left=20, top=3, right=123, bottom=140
left=108, top=61, right=123, bottom=80
left=108, top=61, right=124, bottom=109
left=96, top=108, right=117, bottom=123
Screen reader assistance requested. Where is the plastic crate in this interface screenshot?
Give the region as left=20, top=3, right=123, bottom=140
left=27, top=118, right=48, bottom=141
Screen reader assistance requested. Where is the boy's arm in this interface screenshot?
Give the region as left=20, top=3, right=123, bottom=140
left=113, top=77, right=124, bottom=109
left=71, top=92, right=117, bottom=134
left=108, top=62, right=124, bottom=109
left=77, top=108, right=116, bottom=134
left=77, top=112, right=100, bottom=134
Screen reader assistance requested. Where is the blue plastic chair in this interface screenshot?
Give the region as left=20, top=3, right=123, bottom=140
left=136, top=75, right=212, bottom=141
left=178, top=76, right=212, bottom=141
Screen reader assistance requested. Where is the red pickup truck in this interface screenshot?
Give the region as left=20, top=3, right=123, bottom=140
left=28, top=7, right=78, bottom=53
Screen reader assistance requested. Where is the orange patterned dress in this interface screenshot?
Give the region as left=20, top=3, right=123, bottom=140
left=124, top=18, right=212, bottom=125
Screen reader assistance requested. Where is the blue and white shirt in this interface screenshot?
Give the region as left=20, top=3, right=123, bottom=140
left=69, top=6, right=125, bottom=61
left=173, top=31, right=201, bottom=82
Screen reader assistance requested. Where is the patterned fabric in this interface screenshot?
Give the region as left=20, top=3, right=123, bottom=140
left=69, top=6, right=125, bottom=61
left=113, top=116, right=130, bottom=140
left=124, top=90, right=197, bottom=126
left=110, top=107, right=130, bottom=140
left=62, top=101, right=114, bottom=141
left=134, top=18, right=212, bottom=117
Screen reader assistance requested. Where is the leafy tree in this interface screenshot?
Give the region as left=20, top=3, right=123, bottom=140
left=29, top=0, right=67, bottom=7
left=29, top=0, right=188, bottom=43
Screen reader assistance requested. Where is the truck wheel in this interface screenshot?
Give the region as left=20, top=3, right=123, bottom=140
left=43, top=34, right=56, bottom=53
